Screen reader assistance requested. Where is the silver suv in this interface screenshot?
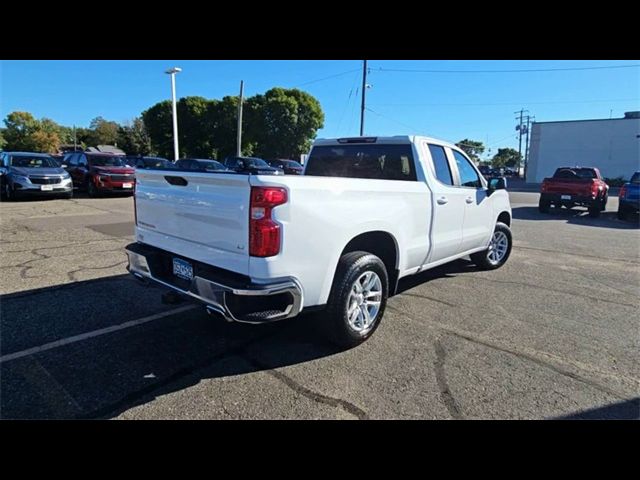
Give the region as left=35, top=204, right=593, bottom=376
left=0, top=152, right=74, bottom=200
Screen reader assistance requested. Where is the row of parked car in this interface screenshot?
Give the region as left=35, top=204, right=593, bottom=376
left=478, top=165, right=519, bottom=177
left=0, top=150, right=305, bottom=200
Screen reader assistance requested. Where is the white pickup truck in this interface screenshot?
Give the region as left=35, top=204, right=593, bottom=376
left=126, top=136, right=512, bottom=346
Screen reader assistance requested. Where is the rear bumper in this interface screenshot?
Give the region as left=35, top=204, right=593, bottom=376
left=125, top=242, right=303, bottom=323
left=541, top=192, right=599, bottom=205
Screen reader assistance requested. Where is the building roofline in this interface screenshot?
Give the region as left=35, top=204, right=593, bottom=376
left=534, top=117, right=639, bottom=125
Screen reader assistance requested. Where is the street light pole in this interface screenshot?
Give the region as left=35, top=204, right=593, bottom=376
left=360, top=60, right=367, bottom=136
left=165, top=67, right=182, bottom=161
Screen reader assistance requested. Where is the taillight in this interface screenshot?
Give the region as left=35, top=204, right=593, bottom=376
left=541, top=181, right=548, bottom=193
left=249, top=186, right=288, bottom=257
left=619, top=185, right=627, bottom=199
left=133, top=181, right=138, bottom=226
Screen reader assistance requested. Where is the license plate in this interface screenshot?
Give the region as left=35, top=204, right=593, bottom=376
left=561, top=195, right=571, bottom=200
left=122, top=183, right=133, bottom=189
left=40, top=185, right=54, bottom=191
left=172, top=258, right=193, bottom=281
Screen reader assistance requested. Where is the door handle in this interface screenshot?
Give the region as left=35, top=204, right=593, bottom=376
left=436, top=196, right=448, bottom=205
left=465, top=197, right=474, bottom=204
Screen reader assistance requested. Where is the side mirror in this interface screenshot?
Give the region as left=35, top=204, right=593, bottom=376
left=487, top=176, right=507, bottom=195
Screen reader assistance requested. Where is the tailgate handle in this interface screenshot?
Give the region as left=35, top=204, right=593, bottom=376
left=164, top=176, right=188, bottom=186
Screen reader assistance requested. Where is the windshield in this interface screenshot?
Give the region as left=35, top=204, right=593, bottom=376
left=144, top=159, right=170, bottom=168
left=199, top=160, right=225, bottom=170
left=631, top=172, right=640, bottom=184
left=88, top=156, right=127, bottom=167
left=282, top=160, right=302, bottom=168
left=243, top=158, right=269, bottom=168
left=10, top=156, right=59, bottom=168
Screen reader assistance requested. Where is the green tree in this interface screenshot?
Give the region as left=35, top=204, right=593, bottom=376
left=248, top=88, right=324, bottom=159
left=491, top=148, right=522, bottom=168
left=117, top=117, right=153, bottom=155
left=87, top=116, right=120, bottom=146
left=177, top=96, right=217, bottom=158
left=0, top=129, right=6, bottom=150
left=2, top=112, right=61, bottom=153
left=142, top=101, right=174, bottom=158
left=455, top=139, right=485, bottom=163
left=3, top=111, right=41, bottom=151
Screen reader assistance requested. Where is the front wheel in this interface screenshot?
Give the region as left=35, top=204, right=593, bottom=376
left=617, top=205, right=627, bottom=220
left=471, top=222, right=513, bottom=270
left=87, top=179, right=98, bottom=197
left=324, top=251, right=389, bottom=348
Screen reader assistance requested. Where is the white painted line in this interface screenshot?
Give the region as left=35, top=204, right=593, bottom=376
left=0, top=305, right=198, bottom=364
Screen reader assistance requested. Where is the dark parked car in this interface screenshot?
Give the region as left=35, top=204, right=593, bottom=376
left=63, top=151, right=135, bottom=197
left=0, top=151, right=74, bottom=200
left=174, top=158, right=228, bottom=172
left=51, top=154, right=65, bottom=167
left=223, top=156, right=283, bottom=175
left=617, top=171, right=640, bottom=220
left=127, top=156, right=174, bottom=170
left=478, top=165, right=491, bottom=177
left=269, top=159, right=304, bottom=175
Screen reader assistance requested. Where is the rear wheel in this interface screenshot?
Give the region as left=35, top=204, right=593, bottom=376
left=323, top=251, right=388, bottom=348
left=588, top=203, right=601, bottom=217
left=600, top=194, right=608, bottom=211
left=538, top=197, right=550, bottom=213
left=617, top=205, right=627, bottom=220
left=471, top=222, right=513, bottom=270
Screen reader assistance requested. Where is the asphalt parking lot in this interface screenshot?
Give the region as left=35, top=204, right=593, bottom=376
left=1, top=191, right=639, bottom=419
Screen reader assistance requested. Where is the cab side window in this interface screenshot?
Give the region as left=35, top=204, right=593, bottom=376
left=452, top=150, right=481, bottom=188
left=68, top=154, right=79, bottom=167
left=78, top=154, right=88, bottom=167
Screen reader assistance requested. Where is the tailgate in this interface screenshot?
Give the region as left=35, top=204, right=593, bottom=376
left=544, top=179, right=592, bottom=195
left=134, top=170, right=251, bottom=275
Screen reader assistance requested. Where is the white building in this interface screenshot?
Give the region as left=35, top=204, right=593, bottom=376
left=526, top=111, right=640, bottom=183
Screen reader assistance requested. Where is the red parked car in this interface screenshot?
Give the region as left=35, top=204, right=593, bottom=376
left=539, top=167, right=609, bottom=217
left=63, top=152, right=135, bottom=197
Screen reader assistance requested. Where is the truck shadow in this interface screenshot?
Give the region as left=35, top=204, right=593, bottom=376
left=512, top=206, right=639, bottom=230
left=552, top=397, right=640, bottom=420
left=1, top=257, right=477, bottom=419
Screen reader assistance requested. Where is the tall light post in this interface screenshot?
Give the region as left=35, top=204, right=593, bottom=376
left=165, top=67, right=182, bottom=161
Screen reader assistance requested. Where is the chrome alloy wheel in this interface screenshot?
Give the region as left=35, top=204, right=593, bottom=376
left=346, top=271, right=382, bottom=333
left=487, top=230, right=509, bottom=265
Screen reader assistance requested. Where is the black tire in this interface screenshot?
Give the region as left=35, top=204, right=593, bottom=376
left=3, top=183, right=17, bottom=201
left=600, top=194, right=608, bottom=212
left=588, top=204, right=601, bottom=217
left=617, top=206, right=627, bottom=220
left=63, top=191, right=74, bottom=200
left=323, top=251, right=389, bottom=348
left=87, top=179, right=98, bottom=197
left=538, top=197, right=550, bottom=213
left=470, top=222, right=513, bottom=270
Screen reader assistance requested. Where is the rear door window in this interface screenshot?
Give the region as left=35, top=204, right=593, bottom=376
left=427, top=144, right=453, bottom=186
left=305, top=144, right=416, bottom=181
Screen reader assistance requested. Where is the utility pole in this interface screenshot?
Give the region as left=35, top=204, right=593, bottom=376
left=237, top=80, right=244, bottom=157
left=515, top=109, right=529, bottom=177
left=360, top=60, right=367, bottom=136
left=524, top=115, right=534, bottom=170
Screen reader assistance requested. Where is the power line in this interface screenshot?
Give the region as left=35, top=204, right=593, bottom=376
left=369, top=98, right=640, bottom=107
left=374, top=64, right=640, bottom=74
left=294, top=68, right=361, bottom=87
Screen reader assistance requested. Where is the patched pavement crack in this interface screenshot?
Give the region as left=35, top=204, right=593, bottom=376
left=241, top=354, right=369, bottom=420
left=386, top=304, right=635, bottom=399
left=434, top=338, right=463, bottom=419
left=67, top=260, right=128, bottom=281
left=399, top=292, right=459, bottom=308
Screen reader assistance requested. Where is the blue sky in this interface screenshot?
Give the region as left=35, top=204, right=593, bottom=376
left=2, top=60, right=639, bottom=159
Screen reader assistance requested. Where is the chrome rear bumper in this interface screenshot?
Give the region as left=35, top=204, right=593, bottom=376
left=125, top=243, right=303, bottom=324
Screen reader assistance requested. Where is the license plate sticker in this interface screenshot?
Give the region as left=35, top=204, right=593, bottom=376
left=561, top=195, right=571, bottom=200
left=122, top=183, right=133, bottom=188
left=173, top=258, right=193, bottom=281
left=40, top=184, right=54, bottom=191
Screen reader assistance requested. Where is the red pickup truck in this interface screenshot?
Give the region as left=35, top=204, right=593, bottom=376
left=539, top=167, right=609, bottom=217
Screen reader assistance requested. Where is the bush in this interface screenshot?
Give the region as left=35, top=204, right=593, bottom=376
left=604, top=177, right=627, bottom=187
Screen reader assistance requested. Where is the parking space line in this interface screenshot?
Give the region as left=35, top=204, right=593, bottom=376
left=0, top=305, right=198, bottom=364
